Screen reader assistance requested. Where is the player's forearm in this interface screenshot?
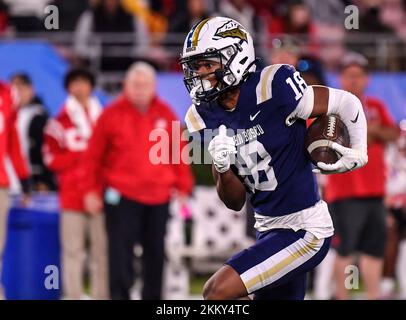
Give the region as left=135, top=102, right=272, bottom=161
left=296, top=85, right=368, bottom=152
left=326, top=87, right=368, bottom=153
left=212, top=166, right=246, bottom=211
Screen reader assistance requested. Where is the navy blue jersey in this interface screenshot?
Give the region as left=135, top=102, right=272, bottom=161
left=185, top=64, right=320, bottom=217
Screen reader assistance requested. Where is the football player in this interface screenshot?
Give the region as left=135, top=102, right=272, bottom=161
left=180, top=17, right=368, bottom=300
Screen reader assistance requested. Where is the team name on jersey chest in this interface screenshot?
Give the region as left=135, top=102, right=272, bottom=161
left=232, top=124, right=265, bottom=147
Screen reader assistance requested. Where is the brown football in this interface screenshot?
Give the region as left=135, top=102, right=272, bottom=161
left=305, top=115, right=350, bottom=165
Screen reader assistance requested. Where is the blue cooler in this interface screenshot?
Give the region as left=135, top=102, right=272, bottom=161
left=1, top=193, right=61, bottom=300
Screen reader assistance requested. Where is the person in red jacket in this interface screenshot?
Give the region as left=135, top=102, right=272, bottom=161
left=84, top=62, right=194, bottom=300
left=43, top=69, right=109, bottom=300
left=0, top=80, right=30, bottom=298
left=324, top=53, right=400, bottom=300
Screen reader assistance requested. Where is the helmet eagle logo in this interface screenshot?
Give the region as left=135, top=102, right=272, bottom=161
left=214, top=20, right=247, bottom=43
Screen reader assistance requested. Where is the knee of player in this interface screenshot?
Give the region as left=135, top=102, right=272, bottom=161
left=203, top=278, right=228, bottom=300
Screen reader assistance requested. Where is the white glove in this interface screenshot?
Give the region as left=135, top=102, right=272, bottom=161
left=208, top=125, right=236, bottom=173
left=313, top=142, right=368, bottom=174
left=189, top=80, right=212, bottom=105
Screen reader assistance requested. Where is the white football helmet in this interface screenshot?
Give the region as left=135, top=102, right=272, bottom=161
left=179, top=16, right=256, bottom=104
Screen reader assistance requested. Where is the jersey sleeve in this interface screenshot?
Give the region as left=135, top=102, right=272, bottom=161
left=184, top=104, right=207, bottom=133
left=256, top=64, right=307, bottom=114
left=184, top=103, right=208, bottom=154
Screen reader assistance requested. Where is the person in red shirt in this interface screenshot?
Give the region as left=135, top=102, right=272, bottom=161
left=83, top=62, right=194, bottom=300
left=0, top=80, right=30, bottom=298
left=0, top=82, right=31, bottom=189
left=43, top=69, right=109, bottom=300
left=324, top=52, right=399, bottom=300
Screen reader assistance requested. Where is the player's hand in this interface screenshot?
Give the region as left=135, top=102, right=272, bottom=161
left=189, top=80, right=212, bottom=105
left=208, top=125, right=236, bottom=173
left=84, top=191, right=103, bottom=215
left=313, top=142, right=368, bottom=174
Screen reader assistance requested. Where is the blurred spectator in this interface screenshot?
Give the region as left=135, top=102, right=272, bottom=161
left=83, top=62, right=194, bottom=300
left=74, top=0, right=149, bottom=71
left=10, top=73, right=57, bottom=192
left=380, top=0, right=406, bottom=42
left=248, top=0, right=278, bottom=14
left=383, top=125, right=406, bottom=299
left=346, top=1, right=398, bottom=70
left=43, top=68, right=108, bottom=300
left=121, top=0, right=180, bottom=69
left=0, top=80, right=30, bottom=299
left=301, top=0, right=346, bottom=69
left=122, top=0, right=170, bottom=36
left=168, top=0, right=211, bottom=35
left=268, top=35, right=301, bottom=66
left=218, top=0, right=260, bottom=36
left=0, top=1, right=9, bottom=34
left=324, top=52, right=400, bottom=300
left=305, top=0, right=347, bottom=26
left=296, top=54, right=327, bottom=85
left=268, top=36, right=327, bottom=86
left=267, top=0, right=316, bottom=36
left=268, top=36, right=327, bottom=85
left=4, top=0, right=51, bottom=32
left=265, top=0, right=319, bottom=59
left=348, top=0, right=393, bottom=34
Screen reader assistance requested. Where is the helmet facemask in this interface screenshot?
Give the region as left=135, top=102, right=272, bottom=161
left=180, top=44, right=240, bottom=104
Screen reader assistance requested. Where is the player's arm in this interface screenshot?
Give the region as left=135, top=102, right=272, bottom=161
left=184, top=105, right=245, bottom=209
left=287, top=85, right=368, bottom=173
left=209, top=125, right=246, bottom=211
left=212, top=165, right=246, bottom=211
